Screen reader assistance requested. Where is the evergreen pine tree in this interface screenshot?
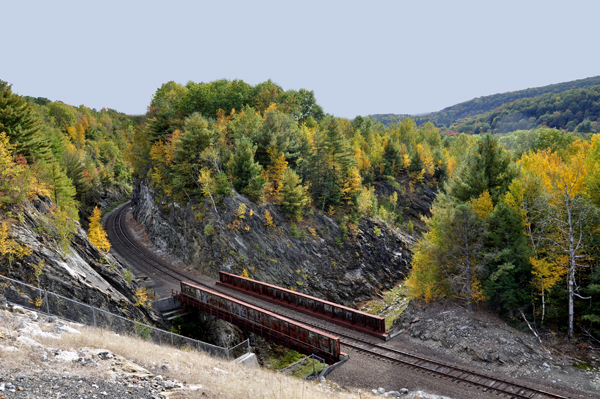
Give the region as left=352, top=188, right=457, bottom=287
left=483, top=202, right=533, bottom=315
left=278, top=169, right=309, bottom=220
left=44, top=161, right=78, bottom=216
left=382, top=141, right=400, bottom=176
left=408, top=146, right=423, bottom=174
left=230, top=136, right=265, bottom=200
left=448, top=134, right=515, bottom=205
left=0, top=81, right=53, bottom=163
left=173, top=113, right=216, bottom=192
left=323, top=117, right=355, bottom=171
left=254, top=111, right=300, bottom=166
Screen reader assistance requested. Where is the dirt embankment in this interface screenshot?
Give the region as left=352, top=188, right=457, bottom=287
left=391, top=301, right=600, bottom=397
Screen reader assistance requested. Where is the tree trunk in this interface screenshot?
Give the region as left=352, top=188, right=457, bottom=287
left=566, top=190, right=575, bottom=340
left=541, top=281, right=546, bottom=327
left=465, top=224, right=473, bottom=313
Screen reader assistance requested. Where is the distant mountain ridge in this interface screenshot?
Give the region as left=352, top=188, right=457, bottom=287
left=369, top=75, right=600, bottom=131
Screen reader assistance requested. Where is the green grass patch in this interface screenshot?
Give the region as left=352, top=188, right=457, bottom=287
left=361, top=281, right=410, bottom=330
left=266, top=348, right=328, bottom=378
left=574, top=362, right=599, bottom=372
left=266, top=348, right=305, bottom=370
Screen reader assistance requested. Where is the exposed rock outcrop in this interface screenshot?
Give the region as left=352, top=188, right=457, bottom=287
left=0, top=197, right=162, bottom=327
left=131, top=179, right=420, bottom=305
left=392, top=302, right=553, bottom=370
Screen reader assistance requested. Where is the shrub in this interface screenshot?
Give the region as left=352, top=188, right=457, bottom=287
left=204, top=224, right=215, bottom=236
left=237, top=203, right=247, bottom=219
left=406, top=220, right=414, bottom=234
left=264, top=210, right=274, bottom=228
left=215, top=172, right=232, bottom=196
left=290, top=223, right=301, bottom=238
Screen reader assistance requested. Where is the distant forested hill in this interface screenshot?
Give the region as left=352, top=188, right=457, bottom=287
left=369, top=75, right=600, bottom=131
left=450, top=85, right=600, bottom=134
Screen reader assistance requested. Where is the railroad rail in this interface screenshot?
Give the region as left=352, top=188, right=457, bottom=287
left=106, top=203, right=574, bottom=399
left=339, top=333, right=568, bottom=399
left=107, top=203, right=196, bottom=284
left=217, top=271, right=388, bottom=340
left=176, top=281, right=344, bottom=364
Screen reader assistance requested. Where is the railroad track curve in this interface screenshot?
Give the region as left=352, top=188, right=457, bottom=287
left=106, top=202, right=572, bottom=399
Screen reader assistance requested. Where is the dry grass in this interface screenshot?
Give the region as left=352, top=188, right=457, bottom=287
left=1, top=310, right=372, bottom=399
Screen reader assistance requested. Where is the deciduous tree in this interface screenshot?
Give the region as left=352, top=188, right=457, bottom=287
left=87, top=207, right=111, bottom=252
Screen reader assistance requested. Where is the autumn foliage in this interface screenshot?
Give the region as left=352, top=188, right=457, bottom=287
left=87, top=207, right=111, bottom=253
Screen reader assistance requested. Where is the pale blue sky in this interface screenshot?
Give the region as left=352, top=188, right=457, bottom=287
left=3, top=0, right=599, bottom=118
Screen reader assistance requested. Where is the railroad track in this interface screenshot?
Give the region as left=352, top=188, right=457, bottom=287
left=107, top=202, right=199, bottom=284
left=107, top=202, right=572, bottom=399
left=338, top=333, right=567, bottom=399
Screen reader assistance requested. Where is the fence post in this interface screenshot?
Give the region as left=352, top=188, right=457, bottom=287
left=92, top=306, right=97, bottom=327
left=170, top=331, right=173, bottom=346
left=44, top=290, right=49, bottom=314
left=247, top=338, right=250, bottom=353
left=226, top=347, right=230, bottom=361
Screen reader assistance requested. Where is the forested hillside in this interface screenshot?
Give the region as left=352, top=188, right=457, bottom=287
left=449, top=85, right=600, bottom=134
left=408, top=129, right=600, bottom=340
left=131, top=79, right=447, bottom=233
left=0, top=80, right=137, bottom=226
left=370, top=75, right=600, bottom=132
left=3, top=76, right=600, bottom=343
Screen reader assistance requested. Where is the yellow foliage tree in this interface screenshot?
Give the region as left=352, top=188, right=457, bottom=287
left=135, top=287, right=149, bottom=307
left=0, top=223, right=33, bottom=272
left=530, top=256, right=567, bottom=325
left=340, top=167, right=362, bottom=202
left=0, top=132, right=42, bottom=207
left=417, top=143, right=435, bottom=176
left=406, top=225, right=446, bottom=303
left=87, top=207, right=111, bottom=252
left=469, top=190, right=494, bottom=218
left=356, top=186, right=375, bottom=216
left=149, top=130, right=179, bottom=196
left=198, top=167, right=217, bottom=213
left=262, top=147, right=288, bottom=201
left=520, top=143, right=591, bottom=338
left=264, top=210, right=274, bottom=228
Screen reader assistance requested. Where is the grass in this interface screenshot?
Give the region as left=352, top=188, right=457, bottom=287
left=1, top=308, right=368, bottom=399
left=266, top=348, right=306, bottom=369
left=266, top=348, right=328, bottom=379
left=360, top=281, right=410, bottom=330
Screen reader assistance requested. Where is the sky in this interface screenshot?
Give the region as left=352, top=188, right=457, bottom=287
left=3, top=0, right=600, bottom=118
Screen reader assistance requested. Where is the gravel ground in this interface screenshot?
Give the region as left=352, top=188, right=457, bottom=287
left=0, top=303, right=201, bottom=399
left=0, top=373, right=177, bottom=399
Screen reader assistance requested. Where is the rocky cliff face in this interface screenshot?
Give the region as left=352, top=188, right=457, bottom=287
left=131, top=179, right=424, bottom=305
left=0, top=197, right=162, bottom=326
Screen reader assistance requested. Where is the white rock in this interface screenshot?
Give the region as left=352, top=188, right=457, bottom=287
left=212, top=367, right=228, bottom=374
left=57, top=324, right=81, bottom=334
left=0, top=344, right=19, bottom=352
left=19, top=322, right=60, bottom=339
left=17, top=335, right=43, bottom=347
left=55, top=350, right=79, bottom=362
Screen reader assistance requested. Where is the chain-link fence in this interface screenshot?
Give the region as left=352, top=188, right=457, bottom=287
left=0, top=274, right=249, bottom=360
